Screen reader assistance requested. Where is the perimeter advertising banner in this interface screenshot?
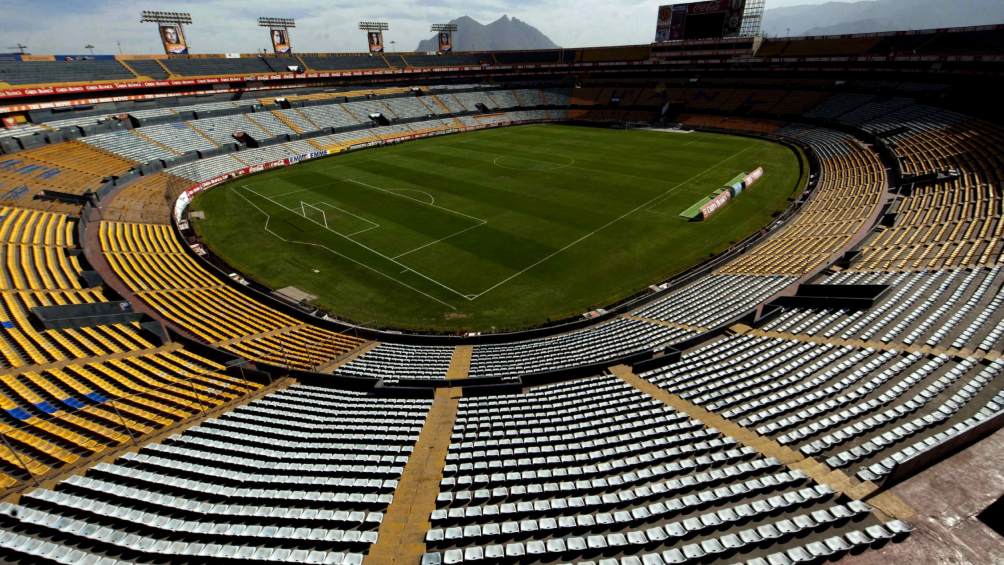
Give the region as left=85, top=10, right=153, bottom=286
left=655, top=0, right=746, bottom=42
left=367, top=31, right=385, bottom=53
left=438, top=31, right=453, bottom=53
left=699, top=189, right=732, bottom=220
left=743, top=166, right=764, bottom=187
left=159, top=24, right=188, bottom=55
left=270, top=29, right=292, bottom=54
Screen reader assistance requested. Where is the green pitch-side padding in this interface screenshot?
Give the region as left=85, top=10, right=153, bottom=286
left=679, top=196, right=713, bottom=219
left=680, top=172, right=749, bottom=220
left=724, top=173, right=747, bottom=189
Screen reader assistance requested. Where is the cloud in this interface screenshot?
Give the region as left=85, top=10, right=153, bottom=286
left=3, top=0, right=671, bottom=54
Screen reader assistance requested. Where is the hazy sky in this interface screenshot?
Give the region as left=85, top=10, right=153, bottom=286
left=1, top=0, right=845, bottom=55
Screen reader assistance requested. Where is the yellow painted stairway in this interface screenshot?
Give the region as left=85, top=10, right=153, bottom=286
left=365, top=387, right=460, bottom=564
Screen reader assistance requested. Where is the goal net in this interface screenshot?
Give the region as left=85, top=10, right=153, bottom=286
left=299, top=202, right=329, bottom=230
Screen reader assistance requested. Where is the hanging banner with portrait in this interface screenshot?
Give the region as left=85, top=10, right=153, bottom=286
left=270, top=29, right=292, bottom=54
left=159, top=24, right=188, bottom=54
left=367, top=31, right=385, bottom=53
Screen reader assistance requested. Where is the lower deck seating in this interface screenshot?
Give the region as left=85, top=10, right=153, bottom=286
left=718, top=125, right=887, bottom=276
left=97, top=172, right=190, bottom=224
left=100, top=221, right=365, bottom=370
left=762, top=266, right=1004, bottom=352
left=0, top=142, right=134, bottom=212
left=0, top=205, right=263, bottom=492
left=423, top=375, right=908, bottom=564
left=641, top=334, right=1003, bottom=485
left=335, top=343, right=453, bottom=381
left=470, top=319, right=693, bottom=379
left=635, top=274, right=794, bottom=330
left=0, top=384, right=430, bottom=563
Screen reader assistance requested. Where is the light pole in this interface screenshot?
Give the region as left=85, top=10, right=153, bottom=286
left=85, top=44, right=95, bottom=55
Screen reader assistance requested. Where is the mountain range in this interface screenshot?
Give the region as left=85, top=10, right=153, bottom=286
left=415, top=15, right=558, bottom=52
left=763, top=0, right=1004, bottom=37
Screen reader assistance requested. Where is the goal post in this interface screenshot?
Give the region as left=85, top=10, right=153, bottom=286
left=299, top=201, right=329, bottom=230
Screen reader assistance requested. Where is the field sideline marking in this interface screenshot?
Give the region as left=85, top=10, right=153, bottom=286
left=230, top=186, right=458, bottom=310
left=471, top=144, right=759, bottom=300
left=238, top=184, right=478, bottom=303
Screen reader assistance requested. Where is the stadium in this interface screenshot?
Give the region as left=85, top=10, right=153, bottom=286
left=0, top=0, right=1001, bottom=563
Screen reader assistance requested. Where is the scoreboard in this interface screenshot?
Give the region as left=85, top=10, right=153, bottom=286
left=655, top=0, right=747, bottom=42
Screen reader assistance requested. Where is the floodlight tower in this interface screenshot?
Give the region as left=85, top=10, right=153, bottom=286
left=140, top=11, right=193, bottom=54
left=430, top=23, right=459, bottom=54
left=358, top=22, right=390, bottom=53
left=258, top=17, right=296, bottom=54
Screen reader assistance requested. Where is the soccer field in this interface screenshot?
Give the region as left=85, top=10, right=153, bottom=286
left=190, top=124, right=806, bottom=332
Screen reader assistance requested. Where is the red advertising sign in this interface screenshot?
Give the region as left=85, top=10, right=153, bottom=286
left=700, top=190, right=732, bottom=220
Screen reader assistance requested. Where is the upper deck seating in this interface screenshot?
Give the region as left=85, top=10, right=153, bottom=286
left=160, top=57, right=273, bottom=77
left=0, top=60, right=133, bottom=86
left=300, top=55, right=389, bottom=71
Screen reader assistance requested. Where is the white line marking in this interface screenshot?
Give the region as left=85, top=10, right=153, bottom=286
left=230, top=186, right=457, bottom=310
left=313, top=201, right=381, bottom=236
left=471, top=144, right=759, bottom=300
left=387, top=188, right=436, bottom=205
left=344, top=178, right=487, bottom=224
left=274, top=188, right=309, bottom=199
left=393, top=221, right=486, bottom=260
left=344, top=178, right=490, bottom=259
left=239, top=184, right=477, bottom=302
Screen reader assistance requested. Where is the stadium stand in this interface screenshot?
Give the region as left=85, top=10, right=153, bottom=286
left=121, top=58, right=170, bottom=80
left=0, top=59, right=134, bottom=86
left=99, top=221, right=366, bottom=370
left=469, top=319, right=692, bottom=379
left=160, top=57, right=274, bottom=77
left=423, top=375, right=909, bottom=564
left=639, top=334, right=1002, bottom=485
left=0, top=384, right=429, bottom=563
left=0, top=142, right=134, bottom=211
left=0, top=205, right=262, bottom=493
left=1, top=23, right=1003, bottom=564
left=299, top=54, right=389, bottom=71
left=335, top=343, right=454, bottom=381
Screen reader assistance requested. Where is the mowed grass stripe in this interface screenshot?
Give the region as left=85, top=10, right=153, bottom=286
left=192, top=125, right=804, bottom=331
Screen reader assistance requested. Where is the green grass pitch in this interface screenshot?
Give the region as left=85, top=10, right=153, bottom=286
left=190, top=124, right=806, bottom=332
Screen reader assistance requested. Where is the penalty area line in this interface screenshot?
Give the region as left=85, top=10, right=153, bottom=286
left=237, top=184, right=476, bottom=303
left=230, top=186, right=459, bottom=310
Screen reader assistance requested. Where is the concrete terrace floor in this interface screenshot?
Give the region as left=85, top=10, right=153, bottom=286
left=842, top=427, right=1004, bottom=565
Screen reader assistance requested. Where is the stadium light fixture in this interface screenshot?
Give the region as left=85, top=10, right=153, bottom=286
left=140, top=11, right=193, bottom=25
left=358, top=22, right=390, bottom=31
left=258, top=17, right=296, bottom=29
left=431, top=23, right=459, bottom=32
